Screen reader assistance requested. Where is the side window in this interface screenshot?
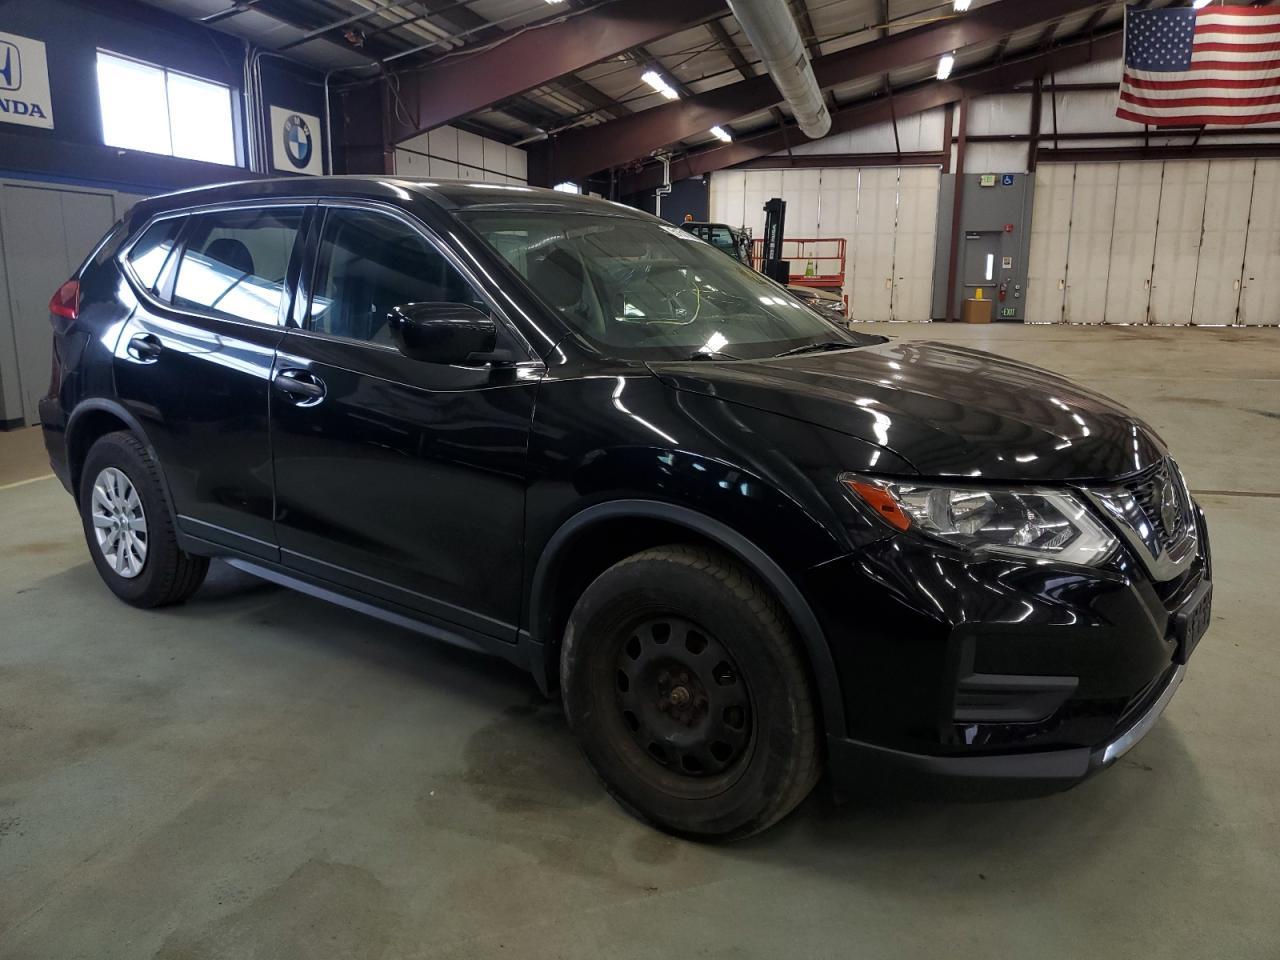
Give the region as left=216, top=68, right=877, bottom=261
left=172, top=207, right=304, bottom=324
left=126, top=218, right=183, bottom=291
left=308, top=208, right=483, bottom=346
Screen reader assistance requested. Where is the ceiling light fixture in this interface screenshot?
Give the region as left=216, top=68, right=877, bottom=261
left=641, top=69, right=680, bottom=100
left=953, top=0, right=971, bottom=10
left=937, top=53, right=956, bottom=80
left=710, top=125, right=732, bottom=143
left=1192, top=0, right=1212, bottom=7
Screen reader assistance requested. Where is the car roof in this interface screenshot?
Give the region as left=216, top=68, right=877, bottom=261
left=131, top=175, right=656, bottom=222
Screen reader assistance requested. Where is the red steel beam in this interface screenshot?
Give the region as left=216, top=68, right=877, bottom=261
left=617, top=30, right=1123, bottom=193
left=542, top=0, right=1109, bottom=183
left=384, top=0, right=727, bottom=143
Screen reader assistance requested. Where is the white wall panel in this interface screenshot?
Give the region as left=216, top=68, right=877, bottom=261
left=892, top=168, right=940, bottom=321
left=964, top=143, right=1027, bottom=174
left=428, top=126, right=458, bottom=161
left=1063, top=163, right=1118, bottom=323
left=1148, top=161, right=1209, bottom=326
left=1026, top=164, right=1073, bottom=322
left=1239, top=159, right=1280, bottom=326
left=967, top=95, right=1030, bottom=136
left=1192, top=159, right=1253, bottom=325
left=851, top=168, right=898, bottom=322
left=742, top=169, right=782, bottom=240
left=1104, top=161, right=1162, bottom=324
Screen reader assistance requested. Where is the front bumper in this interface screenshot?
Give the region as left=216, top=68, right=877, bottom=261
left=805, top=505, right=1210, bottom=796
left=826, top=661, right=1185, bottom=796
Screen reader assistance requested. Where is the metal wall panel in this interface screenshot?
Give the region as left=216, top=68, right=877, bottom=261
left=1026, top=164, right=1073, bottom=323
left=1239, top=159, right=1280, bottom=326
left=781, top=169, right=822, bottom=236
left=1192, top=159, right=1254, bottom=325
left=851, top=168, right=898, bottom=322
left=892, top=167, right=939, bottom=321
left=1063, top=163, right=1119, bottom=324
left=1104, top=161, right=1162, bottom=324
left=1148, top=160, right=1210, bottom=326
left=0, top=182, right=116, bottom=424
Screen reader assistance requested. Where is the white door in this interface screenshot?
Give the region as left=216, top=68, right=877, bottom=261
left=1063, top=163, right=1119, bottom=324
left=1239, top=159, right=1280, bottom=326
left=781, top=169, right=821, bottom=236
left=709, top=170, right=747, bottom=229
left=1104, top=161, right=1163, bottom=324
left=891, top=167, right=940, bottom=321
left=1026, top=164, right=1074, bottom=323
left=1192, top=159, right=1254, bottom=325
left=851, top=168, right=897, bottom=322
left=1148, top=160, right=1210, bottom=326
left=818, top=168, right=859, bottom=308
left=741, top=170, right=782, bottom=244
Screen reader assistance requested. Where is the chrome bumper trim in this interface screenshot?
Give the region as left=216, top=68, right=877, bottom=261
left=1100, top=663, right=1186, bottom=765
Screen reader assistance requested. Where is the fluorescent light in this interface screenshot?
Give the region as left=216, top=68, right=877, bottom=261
left=1192, top=0, right=1211, bottom=7
left=553, top=181, right=581, bottom=193
left=953, top=0, right=971, bottom=9
left=710, top=125, right=732, bottom=143
left=641, top=69, right=680, bottom=100
left=936, top=53, right=955, bottom=80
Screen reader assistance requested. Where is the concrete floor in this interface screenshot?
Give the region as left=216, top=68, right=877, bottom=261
left=1, top=323, right=1278, bottom=959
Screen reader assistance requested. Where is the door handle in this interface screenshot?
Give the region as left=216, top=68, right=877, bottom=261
left=126, top=333, right=162, bottom=362
left=274, top=368, right=326, bottom=405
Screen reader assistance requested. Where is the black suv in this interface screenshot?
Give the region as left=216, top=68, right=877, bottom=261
left=41, top=178, right=1212, bottom=839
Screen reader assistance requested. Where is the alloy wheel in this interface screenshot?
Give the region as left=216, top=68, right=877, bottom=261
left=90, top=466, right=148, bottom=579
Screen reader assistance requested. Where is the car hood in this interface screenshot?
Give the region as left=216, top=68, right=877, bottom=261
left=648, top=340, right=1165, bottom=481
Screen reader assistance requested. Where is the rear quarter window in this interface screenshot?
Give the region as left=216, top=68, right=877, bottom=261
left=125, top=218, right=183, bottom=291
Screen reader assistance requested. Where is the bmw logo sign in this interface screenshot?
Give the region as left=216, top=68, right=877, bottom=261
left=283, top=113, right=312, bottom=169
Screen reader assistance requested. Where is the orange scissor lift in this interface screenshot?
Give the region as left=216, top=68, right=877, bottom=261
left=750, top=237, right=848, bottom=311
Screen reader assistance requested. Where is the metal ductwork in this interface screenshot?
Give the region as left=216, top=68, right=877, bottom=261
left=726, top=0, right=831, bottom=139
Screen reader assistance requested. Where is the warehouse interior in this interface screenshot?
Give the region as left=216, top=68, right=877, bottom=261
left=1, top=0, right=1278, bottom=956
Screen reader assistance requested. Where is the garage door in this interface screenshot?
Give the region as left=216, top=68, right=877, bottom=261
left=1029, top=159, right=1279, bottom=327
left=710, top=165, right=940, bottom=322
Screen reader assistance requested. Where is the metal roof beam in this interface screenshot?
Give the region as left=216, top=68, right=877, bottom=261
left=382, top=0, right=726, bottom=141
left=539, top=0, right=1110, bottom=183
left=618, top=27, right=1123, bottom=192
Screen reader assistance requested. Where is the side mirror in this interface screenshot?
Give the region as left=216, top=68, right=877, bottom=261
left=387, top=302, right=497, bottom=364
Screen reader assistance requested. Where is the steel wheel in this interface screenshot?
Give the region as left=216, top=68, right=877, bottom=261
left=90, top=466, right=148, bottom=579
left=614, top=616, right=753, bottom=778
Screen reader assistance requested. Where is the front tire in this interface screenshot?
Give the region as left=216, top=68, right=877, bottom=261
left=561, top=545, right=821, bottom=840
left=79, top=431, right=208, bottom=608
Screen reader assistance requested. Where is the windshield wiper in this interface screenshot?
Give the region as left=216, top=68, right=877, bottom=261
left=772, top=340, right=853, bottom=359
left=686, top=349, right=741, bottom=361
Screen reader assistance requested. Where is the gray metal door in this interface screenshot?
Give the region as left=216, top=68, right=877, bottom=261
left=961, top=231, right=1001, bottom=302
left=0, top=183, right=117, bottom=424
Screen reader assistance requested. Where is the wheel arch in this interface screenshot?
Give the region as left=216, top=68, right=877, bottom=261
left=66, top=400, right=178, bottom=523
left=527, top=500, right=848, bottom=739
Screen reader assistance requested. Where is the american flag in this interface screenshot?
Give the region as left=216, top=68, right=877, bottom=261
left=1118, top=5, right=1280, bottom=126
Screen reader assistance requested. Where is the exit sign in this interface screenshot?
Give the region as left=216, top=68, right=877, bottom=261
left=1000, top=306, right=1017, bottom=318
left=979, top=174, right=997, bottom=187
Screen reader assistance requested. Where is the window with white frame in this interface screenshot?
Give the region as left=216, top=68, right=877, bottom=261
left=96, top=51, right=238, bottom=166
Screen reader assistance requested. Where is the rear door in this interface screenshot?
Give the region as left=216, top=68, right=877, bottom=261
left=269, top=202, right=539, bottom=640
left=113, top=203, right=309, bottom=560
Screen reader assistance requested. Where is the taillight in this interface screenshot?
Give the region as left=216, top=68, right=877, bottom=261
left=49, top=279, right=80, bottom=321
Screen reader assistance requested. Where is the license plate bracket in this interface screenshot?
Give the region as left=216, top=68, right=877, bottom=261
left=1173, top=580, right=1212, bottom=665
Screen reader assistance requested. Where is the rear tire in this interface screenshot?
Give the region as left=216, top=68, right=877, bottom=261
left=561, top=544, right=821, bottom=840
left=79, top=431, right=208, bottom=608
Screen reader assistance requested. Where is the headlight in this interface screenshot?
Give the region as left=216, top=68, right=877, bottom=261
left=841, top=476, right=1118, bottom=566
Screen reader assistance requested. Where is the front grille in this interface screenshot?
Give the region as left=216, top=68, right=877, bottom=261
left=1084, top=459, right=1198, bottom=582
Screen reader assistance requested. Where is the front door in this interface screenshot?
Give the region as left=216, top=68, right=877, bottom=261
left=113, top=204, right=308, bottom=560
left=270, top=204, right=538, bottom=641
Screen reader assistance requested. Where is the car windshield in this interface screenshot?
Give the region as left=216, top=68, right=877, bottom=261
left=459, top=210, right=874, bottom=361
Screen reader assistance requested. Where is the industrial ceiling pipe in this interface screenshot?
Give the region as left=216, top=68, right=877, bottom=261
left=726, top=0, right=831, bottom=139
